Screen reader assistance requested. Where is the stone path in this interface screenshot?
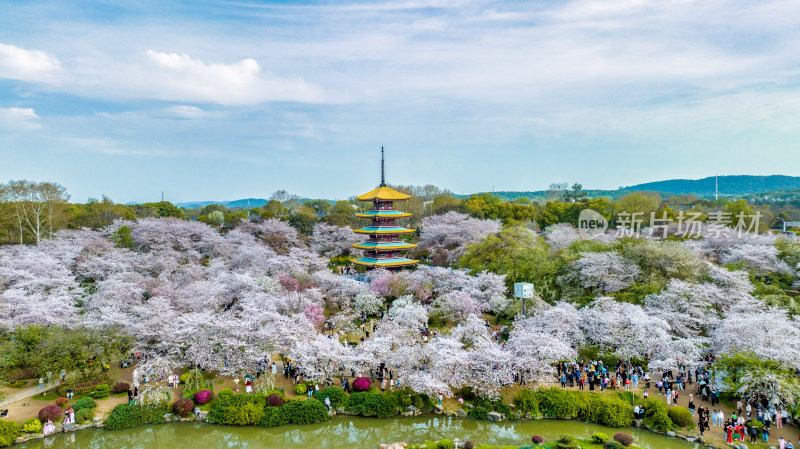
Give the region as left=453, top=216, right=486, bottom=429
left=0, top=383, right=58, bottom=408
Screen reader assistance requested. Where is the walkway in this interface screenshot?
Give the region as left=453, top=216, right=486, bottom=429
left=0, top=383, right=59, bottom=408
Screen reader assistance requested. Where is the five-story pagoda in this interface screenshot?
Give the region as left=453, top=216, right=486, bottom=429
left=351, top=148, right=418, bottom=271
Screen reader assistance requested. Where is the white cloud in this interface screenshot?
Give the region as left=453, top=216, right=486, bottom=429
left=0, top=43, right=60, bottom=82
left=138, top=50, right=327, bottom=105
left=165, top=105, right=211, bottom=119
left=0, top=107, right=42, bottom=130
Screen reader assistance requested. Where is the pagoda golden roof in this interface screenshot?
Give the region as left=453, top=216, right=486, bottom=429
left=356, top=186, right=411, bottom=201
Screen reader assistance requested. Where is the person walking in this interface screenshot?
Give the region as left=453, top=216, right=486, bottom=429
left=749, top=422, right=758, bottom=443
left=234, top=376, right=240, bottom=392
left=38, top=377, right=44, bottom=390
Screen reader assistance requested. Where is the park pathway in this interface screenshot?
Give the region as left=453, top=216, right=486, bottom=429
left=0, top=383, right=58, bottom=408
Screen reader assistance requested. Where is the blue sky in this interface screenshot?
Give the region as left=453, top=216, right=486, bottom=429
left=1, top=0, right=799, bottom=203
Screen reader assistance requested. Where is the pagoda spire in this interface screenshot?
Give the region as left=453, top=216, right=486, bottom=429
left=380, top=146, right=386, bottom=187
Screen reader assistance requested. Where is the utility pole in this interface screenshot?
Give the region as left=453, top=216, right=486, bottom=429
left=161, top=191, right=165, bottom=202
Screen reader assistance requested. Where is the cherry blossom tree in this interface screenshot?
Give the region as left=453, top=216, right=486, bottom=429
left=568, top=251, right=640, bottom=294
left=431, top=290, right=483, bottom=322
left=420, top=212, right=501, bottom=263
left=353, top=290, right=384, bottom=316
left=580, top=297, right=671, bottom=361
left=543, top=223, right=580, bottom=251
left=309, top=223, right=364, bottom=258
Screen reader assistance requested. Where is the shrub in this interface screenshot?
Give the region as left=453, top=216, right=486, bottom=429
left=514, top=389, right=540, bottom=416
left=468, top=406, right=489, bottom=420
left=604, top=442, right=624, bottom=449
left=104, top=403, right=141, bottom=430
left=534, top=389, right=578, bottom=418
left=222, top=401, right=263, bottom=426
left=55, top=397, right=69, bottom=408
left=352, top=377, right=371, bottom=392
left=92, top=384, right=111, bottom=399
left=173, top=398, right=194, bottom=418
left=104, top=402, right=170, bottom=430
left=575, top=394, right=633, bottom=428
left=75, top=408, right=93, bottom=424
left=532, top=435, right=544, bottom=444
left=0, top=420, right=21, bottom=447
left=219, top=388, right=234, bottom=396
left=554, top=435, right=580, bottom=449
left=112, top=382, right=130, bottom=394
left=345, top=392, right=396, bottom=418
left=667, top=406, right=693, bottom=429
left=613, top=433, right=633, bottom=447
left=592, top=432, right=609, bottom=444
left=73, top=397, right=97, bottom=411
left=281, top=399, right=330, bottom=424
left=436, top=439, right=454, bottom=449
left=259, top=406, right=290, bottom=428
left=295, top=383, right=307, bottom=395
left=208, top=393, right=264, bottom=426
left=38, top=405, right=64, bottom=423
left=21, top=418, right=42, bottom=434
left=267, top=393, right=286, bottom=407
left=318, top=386, right=348, bottom=408
left=193, top=390, right=213, bottom=405
left=745, top=420, right=764, bottom=436
left=641, top=398, right=673, bottom=433
left=463, top=441, right=475, bottom=449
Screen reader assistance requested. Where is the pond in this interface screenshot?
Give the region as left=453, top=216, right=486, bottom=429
left=16, top=417, right=701, bottom=449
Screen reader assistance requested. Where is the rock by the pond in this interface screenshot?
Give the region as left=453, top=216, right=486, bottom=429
left=406, top=405, right=417, bottom=412
left=686, top=437, right=696, bottom=442
left=379, top=442, right=408, bottom=449
left=63, top=423, right=77, bottom=432
left=164, top=413, right=172, bottom=422
left=487, top=411, right=503, bottom=421
left=456, top=409, right=466, bottom=417
left=666, top=431, right=676, bottom=437
left=433, top=405, right=443, bottom=414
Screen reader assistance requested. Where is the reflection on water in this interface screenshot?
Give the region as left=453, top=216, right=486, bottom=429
left=17, top=416, right=701, bottom=449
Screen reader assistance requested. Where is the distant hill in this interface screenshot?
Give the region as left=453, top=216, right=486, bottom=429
left=174, top=198, right=327, bottom=209
left=148, top=175, right=800, bottom=209
left=484, top=175, right=800, bottom=202
left=620, top=175, right=800, bottom=196
left=176, top=198, right=270, bottom=209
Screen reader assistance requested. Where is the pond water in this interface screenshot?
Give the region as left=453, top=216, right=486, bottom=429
left=16, top=417, right=700, bottom=449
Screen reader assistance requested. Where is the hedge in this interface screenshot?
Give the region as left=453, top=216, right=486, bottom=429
left=73, top=397, right=98, bottom=411
left=21, top=418, right=41, bottom=434
left=345, top=392, right=396, bottom=418
left=92, top=384, right=111, bottom=399
left=104, top=402, right=170, bottom=430
left=513, top=389, right=540, bottom=416
left=258, top=406, right=290, bottom=428
left=281, top=398, right=330, bottom=424
left=534, top=389, right=578, bottom=419
left=0, top=420, right=20, bottom=448
left=667, top=406, right=694, bottom=429
left=318, top=386, right=348, bottom=408
left=641, top=398, right=673, bottom=433
left=75, top=408, right=94, bottom=424
left=208, top=393, right=263, bottom=426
